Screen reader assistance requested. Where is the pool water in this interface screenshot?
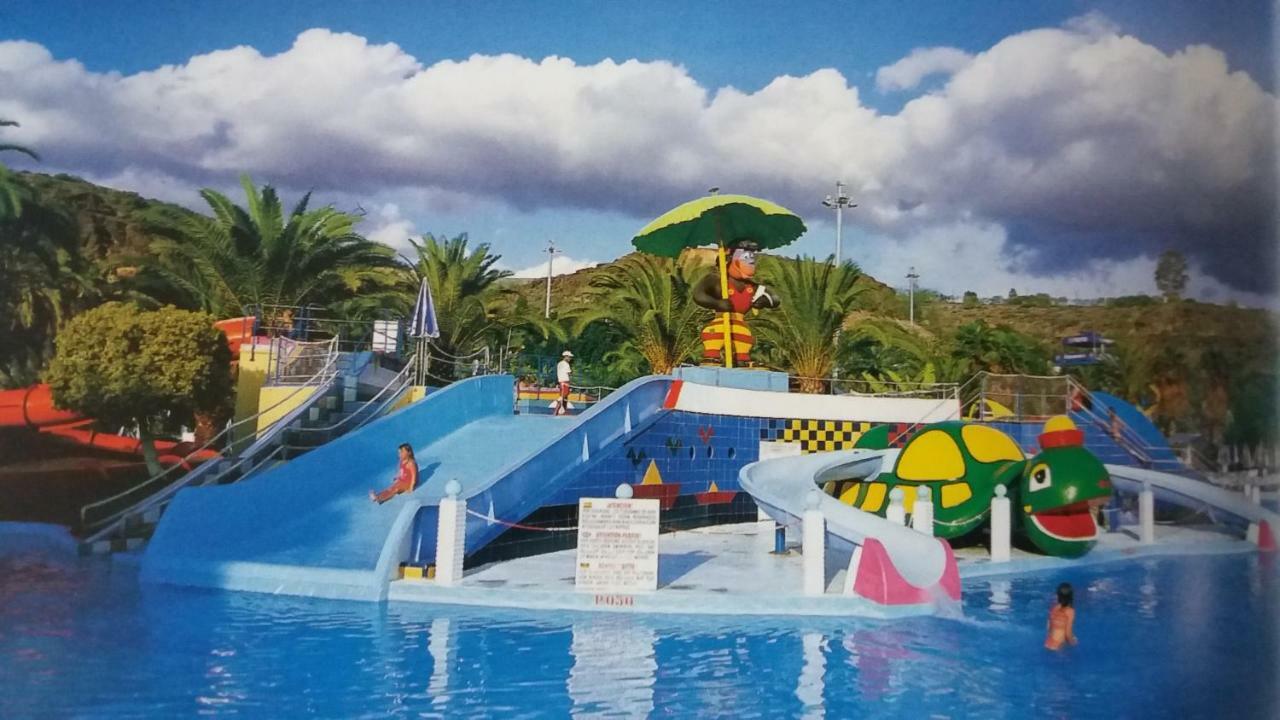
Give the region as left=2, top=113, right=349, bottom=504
left=1, top=530, right=1277, bottom=719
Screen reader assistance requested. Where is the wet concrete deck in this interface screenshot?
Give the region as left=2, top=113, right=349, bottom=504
left=387, top=520, right=1256, bottom=617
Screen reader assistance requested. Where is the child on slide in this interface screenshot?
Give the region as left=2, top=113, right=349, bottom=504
left=1045, top=582, right=1078, bottom=650
left=370, top=443, right=419, bottom=503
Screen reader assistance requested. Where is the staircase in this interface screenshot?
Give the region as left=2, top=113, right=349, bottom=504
left=79, top=351, right=415, bottom=555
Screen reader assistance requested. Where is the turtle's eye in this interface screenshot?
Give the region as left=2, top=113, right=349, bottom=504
left=1028, top=463, right=1052, bottom=492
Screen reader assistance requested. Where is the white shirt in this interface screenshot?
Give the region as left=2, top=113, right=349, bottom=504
left=556, top=359, right=571, bottom=384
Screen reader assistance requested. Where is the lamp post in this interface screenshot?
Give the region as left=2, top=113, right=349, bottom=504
left=906, top=266, right=920, bottom=325
left=821, top=181, right=855, bottom=264
left=544, top=240, right=562, bottom=318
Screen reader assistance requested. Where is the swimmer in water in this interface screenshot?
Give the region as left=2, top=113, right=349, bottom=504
left=1045, top=582, right=1078, bottom=650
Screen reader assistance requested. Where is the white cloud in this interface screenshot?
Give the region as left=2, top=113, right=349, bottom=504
left=0, top=19, right=1274, bottom=295
left=509, top=255, right=600, bottom=279
left=362, top=203, right=418, bottom=254
left=875, top=47, right=973, bottom=91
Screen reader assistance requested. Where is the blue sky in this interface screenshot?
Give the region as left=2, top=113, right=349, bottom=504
left=1, top=0, right=1275, bottom=301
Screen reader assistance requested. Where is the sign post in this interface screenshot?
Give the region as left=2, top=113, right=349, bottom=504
left=575, top=497, right=660, bottom=601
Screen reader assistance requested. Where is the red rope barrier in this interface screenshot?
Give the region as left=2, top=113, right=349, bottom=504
left=466, top=508, right=578, bottom=532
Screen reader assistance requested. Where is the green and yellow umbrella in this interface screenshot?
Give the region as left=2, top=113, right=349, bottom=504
left=631, top=194, right=807, bottom=368
left=632, top=194, right=807, bottom=258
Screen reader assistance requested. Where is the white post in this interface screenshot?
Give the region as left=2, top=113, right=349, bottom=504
left=435, top=480, right=466, bottom=586
left=1139, top=482, right=1155, bottom=545
left=885, top=487, right=906, bottom=526
left=990, top=484, right=1011, bottom=562
left=910, top=485, right=934, bottom=536
left=802, top=491, right=826, bottom=596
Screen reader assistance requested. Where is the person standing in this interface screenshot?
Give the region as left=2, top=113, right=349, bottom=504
left=555, top=350, right=573, bottom=416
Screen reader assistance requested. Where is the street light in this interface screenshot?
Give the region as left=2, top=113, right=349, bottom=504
left=544, top=240, right=563, bottom=318
left=906, top=266, right=920, bottom=325
left=821, top=180, right=855, bottom=264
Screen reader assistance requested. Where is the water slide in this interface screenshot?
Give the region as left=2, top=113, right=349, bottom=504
left=0, top=384, right=216, bottom=466
left=1104, top=464, right=1279, bottom=545
left=142, top=374, right=673, bottom=601
left=739, top=450, right=961, bottom=606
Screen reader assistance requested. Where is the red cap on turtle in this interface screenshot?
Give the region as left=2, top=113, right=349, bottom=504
left=1039, top=415, right=1085, bottom=449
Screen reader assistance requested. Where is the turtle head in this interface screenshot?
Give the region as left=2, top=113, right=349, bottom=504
left=1019, top=416, right=1112, bottom=557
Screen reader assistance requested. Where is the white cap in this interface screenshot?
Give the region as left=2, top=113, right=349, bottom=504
left=562, top=350, right=574, bottom=358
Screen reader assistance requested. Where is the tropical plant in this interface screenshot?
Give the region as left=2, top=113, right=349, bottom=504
left=566, top=252, right=711, bottom=376
left=0, top=119, right=39, bottom=219
left=402, top=233, right=561, bottom=380
left=144, top=175, right=401, bottom=319
left=752, top=255, right=866, bottom=393
left=45, top=303, right=233, bottom=475
left=949, top=320, right=1050, bottom=376
left=0, top=194, right=101, bottom=387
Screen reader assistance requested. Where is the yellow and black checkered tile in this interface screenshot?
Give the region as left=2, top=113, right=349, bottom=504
left=760, top=419, right=874, bottom=453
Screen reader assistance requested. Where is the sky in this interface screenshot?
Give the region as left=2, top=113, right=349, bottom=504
left=1, top=0, right=1276, bottom=304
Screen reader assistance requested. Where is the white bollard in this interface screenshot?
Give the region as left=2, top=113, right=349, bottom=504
left=990, top=485, right=1011, bottom=563
left=435, top=480, right=467, bottom=587
left=886, top=487, right=906, bottom=526
left=1139, top=482, right=1155, bottom=545
left=803, top=491, right=826, bottom=596
left=910, top=485, right=934, bottom=537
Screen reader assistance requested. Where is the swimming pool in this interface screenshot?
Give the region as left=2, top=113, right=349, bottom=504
left=1, top=528, right=1276, bottom=718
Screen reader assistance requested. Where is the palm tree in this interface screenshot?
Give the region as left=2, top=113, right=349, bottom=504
left=0, top=197, right=98, bottom=387
left=404, top=233, right=523, bottom=378
left=566, top=252, right=711, bottom=376
left=0, top=119, right=39, bottom=219
left=752, top=255, right=866, bottom=393
left=145, top=175, right=401, bottom=319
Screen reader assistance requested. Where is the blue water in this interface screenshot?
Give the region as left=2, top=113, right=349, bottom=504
left=2, top=529, right=1277, bottom=719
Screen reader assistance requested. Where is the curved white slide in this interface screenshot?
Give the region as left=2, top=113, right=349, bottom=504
left=740, top=449, right=961, bottom=606
left=1105, top=464, right=1279, bottom=548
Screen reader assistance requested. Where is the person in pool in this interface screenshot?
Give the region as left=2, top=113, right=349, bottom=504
left=370, top=443, right=419, bottom=503
left=1045, top=582, right=1078, bottom=650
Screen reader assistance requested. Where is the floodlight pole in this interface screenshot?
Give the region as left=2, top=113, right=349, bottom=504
left=821, top=180, right=855, bottom=264
left=907, top=266, right=920, bottom=325
left=544, top=241, right=562, bottom=318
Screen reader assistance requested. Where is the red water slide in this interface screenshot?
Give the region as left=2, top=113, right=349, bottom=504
left=0, top=316, right=257, bottom=465
left=0, top=384, right=217, bottom=466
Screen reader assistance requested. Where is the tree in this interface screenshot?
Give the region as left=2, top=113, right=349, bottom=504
left=144, top=175, right=401, bottom=318
left=404, top=232, right=520, bottom=378
left=0, top=191, right=100, bottom=387
left=752, top=255, right=866, bottom=393
left=45, top=303, right=233, bottom=475
left=566, top=252, right=711, bottom=376
left=950, top=320, right=1050, bottom=376
left=962, top=291, right=979, bottom=307
left=1155, top=250, right=1188, bottom=302
left=0, top=119, right=39, bottom=219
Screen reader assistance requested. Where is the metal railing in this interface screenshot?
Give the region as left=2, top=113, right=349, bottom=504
left=80, top=338, right=341, bottom=542
left=273, top=355, right=419, bottom=461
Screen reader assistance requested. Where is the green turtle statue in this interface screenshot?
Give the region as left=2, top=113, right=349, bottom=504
left=824, top=416, right=1112, bottom=558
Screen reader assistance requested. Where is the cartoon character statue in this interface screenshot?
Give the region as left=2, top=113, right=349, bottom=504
left=825, top=416, right=1112, bottom=557
left=690, top=239, right=780, bottom=365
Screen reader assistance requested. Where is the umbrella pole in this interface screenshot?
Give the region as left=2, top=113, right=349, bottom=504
left=717, top=243, right=734, bottom=369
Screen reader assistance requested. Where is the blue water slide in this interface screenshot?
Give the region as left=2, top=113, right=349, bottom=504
left=142, top=374, right=674, bottom=601
left=405, top=375, right=674, bottom=566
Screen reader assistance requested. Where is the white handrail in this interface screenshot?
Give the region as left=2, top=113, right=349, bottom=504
left=80, top=338, right=340, bottom=529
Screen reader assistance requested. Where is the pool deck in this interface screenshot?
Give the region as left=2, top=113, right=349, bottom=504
left=387, top=519, right=1259, bottom=617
